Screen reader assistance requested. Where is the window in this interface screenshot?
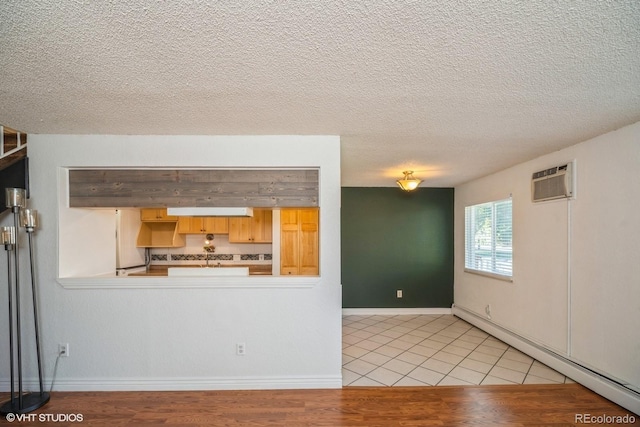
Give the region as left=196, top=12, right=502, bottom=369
left=464, top=198, right=512, bottom=279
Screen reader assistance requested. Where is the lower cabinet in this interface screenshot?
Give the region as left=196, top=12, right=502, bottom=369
left=280, top=208, right=319, bottom=275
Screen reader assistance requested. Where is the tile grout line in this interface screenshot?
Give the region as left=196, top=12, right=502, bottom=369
left=470, top=339, right=511, bottom=386
left=348, top=314, right=452, bottom=386
left=382, top=316, right=480, bottom=386
left=389, top=316, right=465, bottom=386
left=523, top=358, right=535, bottom=384
left=432, top=334, right=499, bottom=386
left=429, top=327, right=519, bottom=386
left=358, top=314, right=447, bottom=386
left=343, top=315, right=567, bottom=387
left=364, top=315, right=477, bottom=386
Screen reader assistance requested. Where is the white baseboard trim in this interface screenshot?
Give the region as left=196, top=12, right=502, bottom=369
left=342, top=307, right=452, bottom=316
left=452, top=304, right=640, bottom=415
left=0, top=375, right=342, bottom=392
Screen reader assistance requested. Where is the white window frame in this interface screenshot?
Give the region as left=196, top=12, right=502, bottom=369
left=464, top=197, right=513, bottom=281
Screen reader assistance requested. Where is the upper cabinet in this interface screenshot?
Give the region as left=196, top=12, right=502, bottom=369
left=178, top=217, right=229, bottom=234
left=136, top=208, right=184, bottom=247
left=140, top=208, right=178, bottom=222
left=136, top=222, right=185, bottom=248
left=229, top=209, right=273, bottom=243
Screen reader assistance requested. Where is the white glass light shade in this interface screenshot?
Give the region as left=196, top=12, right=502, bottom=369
left=396, top=171, right=422, bottom=191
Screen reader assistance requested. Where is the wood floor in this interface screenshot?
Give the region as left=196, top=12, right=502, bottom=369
left=1, top=384, right=637, bottom=426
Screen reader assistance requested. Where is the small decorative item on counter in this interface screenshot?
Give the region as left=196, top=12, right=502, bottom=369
left=204, top=233, right=215, bottom=253
left=203, top=234, right=215, bottom=267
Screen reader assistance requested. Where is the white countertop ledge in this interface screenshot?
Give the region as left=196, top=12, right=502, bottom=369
left=168, top=266, right=250, bottom=277
left=57, top=276, right=321, bottom=290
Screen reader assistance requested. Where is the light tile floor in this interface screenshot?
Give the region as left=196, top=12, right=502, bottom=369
left=342, top=314, right=574, bottom=387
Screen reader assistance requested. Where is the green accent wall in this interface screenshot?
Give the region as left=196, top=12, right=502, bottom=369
left=341, top=187, right=454, bottom=308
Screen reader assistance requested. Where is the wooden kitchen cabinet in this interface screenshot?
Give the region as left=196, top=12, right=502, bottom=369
left=228, top=209, right=273, bottom=243
left=140, top=208, right=177, bottom=221
left=136, top=222, right=185, bottom=248
left=137, top=207, right=184, bottom=247
left=280, top=208, right=319, bottom=275
left=177, top=217, right=229, bottom=234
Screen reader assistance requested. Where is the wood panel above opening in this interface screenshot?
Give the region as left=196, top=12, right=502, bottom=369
left=68, top=169, right=319, bottom=208
left=0, top=125, right=27, bottom=169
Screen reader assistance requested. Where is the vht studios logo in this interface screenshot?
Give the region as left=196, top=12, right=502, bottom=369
left=5, top=413, right=84, bottom=423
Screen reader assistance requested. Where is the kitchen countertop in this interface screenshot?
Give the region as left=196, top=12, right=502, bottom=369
left=129, top=264, right=272, bottom=277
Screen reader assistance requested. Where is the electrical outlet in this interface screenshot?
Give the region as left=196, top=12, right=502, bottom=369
left=59, top=343, right=69, bottom=357
left=236, top=342, right=246, bottom=356
left=396, top=289, right=403, bottom=298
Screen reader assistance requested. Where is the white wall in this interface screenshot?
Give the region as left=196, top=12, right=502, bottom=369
left=455, top=121, right=640, bottom=393
left=0, top=135, right=342, bottom=390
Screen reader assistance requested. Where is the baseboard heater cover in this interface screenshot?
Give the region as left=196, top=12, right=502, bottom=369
left=451, top=304, right=640, bottom=415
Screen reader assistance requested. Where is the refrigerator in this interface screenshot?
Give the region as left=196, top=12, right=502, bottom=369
left=115, top=209, right=146, bottom=275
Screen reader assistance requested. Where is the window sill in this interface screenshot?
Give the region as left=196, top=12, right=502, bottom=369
left=57, top=275, right=321, bottom=290
left=464, top=268, right=513, bottom=282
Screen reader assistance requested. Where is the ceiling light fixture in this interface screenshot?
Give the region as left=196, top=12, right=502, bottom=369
left=396, top=171, right=422, bottom=191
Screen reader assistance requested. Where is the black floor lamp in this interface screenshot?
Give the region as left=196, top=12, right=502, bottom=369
left=0, top=187, right=49, bottom=415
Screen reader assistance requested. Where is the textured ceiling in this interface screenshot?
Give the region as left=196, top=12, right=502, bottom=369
left=1, top=1, right=639, bottom=187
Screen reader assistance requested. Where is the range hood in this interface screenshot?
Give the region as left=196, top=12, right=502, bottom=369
left=167, top=207, right=254, bottom=217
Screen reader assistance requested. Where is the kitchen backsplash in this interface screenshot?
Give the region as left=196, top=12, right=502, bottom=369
left=150, top=234, right=272, bottom=265
left=151, top=253, right=271, bottom=262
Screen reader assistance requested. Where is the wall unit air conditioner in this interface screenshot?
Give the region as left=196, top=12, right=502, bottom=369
left=531, top=162, right=573, bottom=202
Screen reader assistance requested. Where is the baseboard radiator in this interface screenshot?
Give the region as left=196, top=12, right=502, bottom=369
left=452, top=304, right=640, bottom=415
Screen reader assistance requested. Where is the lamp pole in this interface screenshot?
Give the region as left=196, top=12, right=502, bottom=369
left=0, top=189, right=50, bottom=415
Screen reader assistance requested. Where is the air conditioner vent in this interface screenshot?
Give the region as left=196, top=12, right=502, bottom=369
left=532, top=162, right=573, bottom=202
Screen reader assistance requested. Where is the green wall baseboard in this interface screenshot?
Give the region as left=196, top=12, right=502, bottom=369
left=342, top=307, right=452, bottom=316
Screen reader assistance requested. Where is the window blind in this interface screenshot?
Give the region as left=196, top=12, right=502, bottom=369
left=464, top=198, right=513, bottom=278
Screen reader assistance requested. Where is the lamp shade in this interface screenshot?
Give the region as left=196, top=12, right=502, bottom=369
left=5, top=188, right=26, bottom=209
left=1, top=226, right=15, bottom=245
left=396, top=171, right=422, bottom=191
left=20, top=209, right=38, bottom=230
